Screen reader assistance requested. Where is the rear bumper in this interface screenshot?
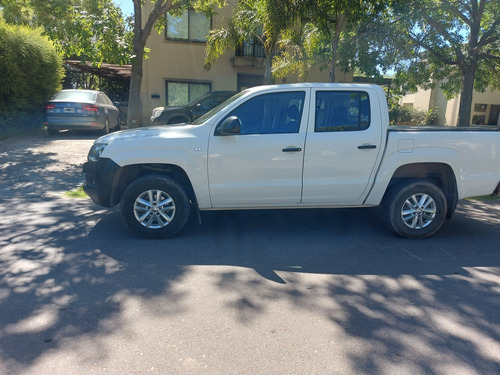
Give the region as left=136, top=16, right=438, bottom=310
left=45, top=115, right=103, bottom=130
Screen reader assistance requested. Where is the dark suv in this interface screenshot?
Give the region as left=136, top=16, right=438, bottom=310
left=151, top=91, right=237, bottom=125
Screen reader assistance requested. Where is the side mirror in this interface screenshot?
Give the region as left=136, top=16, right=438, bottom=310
left=215, top=116, right=241, bottom=136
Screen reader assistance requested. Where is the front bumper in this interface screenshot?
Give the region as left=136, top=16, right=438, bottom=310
left=83, top=157, right=121, bottom=207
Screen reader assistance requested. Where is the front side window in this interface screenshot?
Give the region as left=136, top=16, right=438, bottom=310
left=220, top=91, right=306, bottom=135
left=315, top=91, right=370, bottom=132
left=166, top=10, right=211, bottom=42
left=166, top=81, right=211, bottom=106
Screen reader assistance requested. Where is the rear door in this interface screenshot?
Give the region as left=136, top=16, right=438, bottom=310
left=302, top=88, right=383, bottom=204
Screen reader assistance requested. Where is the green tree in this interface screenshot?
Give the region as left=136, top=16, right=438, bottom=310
left=127, top=0, right=224, bottom=128
left=389, top=0, right=500, bottom=126
left=0, top=19, right=63, bottom=135
left=274, top=0, right=387, bottom=83
left=0, top=0, right=132, bottom=65
left=205, top=0, right=297, bottom=85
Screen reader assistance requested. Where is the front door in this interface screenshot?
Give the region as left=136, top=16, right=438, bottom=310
left=208, top=90, right=308, bottom=207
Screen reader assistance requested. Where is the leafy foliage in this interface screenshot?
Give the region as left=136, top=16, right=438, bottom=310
left=386, top=0, right=500, bottom=126
left=127, top=0, right=225, bottom=127
left=0, top=0, right=132, bottom=65
left=0, top=19, right=63, bottom=137
left=205, top=0, right=296, bottom=85
left=274, top=0, right=389, bottom=82
left=389, top=105, right=440, bottom=126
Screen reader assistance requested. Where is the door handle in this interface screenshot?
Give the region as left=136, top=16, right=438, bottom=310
left=358, top=144, right=377, bottom=150
left=282, top=147, right=302, bottom=152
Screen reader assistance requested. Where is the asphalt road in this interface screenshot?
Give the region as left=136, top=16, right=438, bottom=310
left=1, top=132, right=500, bottom=375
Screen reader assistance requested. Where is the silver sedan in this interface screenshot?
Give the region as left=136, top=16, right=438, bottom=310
left=44, top=90, right=120, bottom=135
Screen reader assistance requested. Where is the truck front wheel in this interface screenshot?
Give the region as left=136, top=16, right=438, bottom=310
left=120, top=175, right=190, bottom=238
left=383, top=179, right=447, bottom=239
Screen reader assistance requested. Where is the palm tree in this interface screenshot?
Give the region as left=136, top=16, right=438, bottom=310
left=204, top=0, right=292, bottom=84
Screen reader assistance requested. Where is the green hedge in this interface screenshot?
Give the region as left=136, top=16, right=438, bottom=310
left=389, top=104, right=439, bottom=126
left=0, top=19, right=64, bottom=139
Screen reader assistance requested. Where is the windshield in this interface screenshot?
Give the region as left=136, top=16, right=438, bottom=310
left=191, top=91, right=247, bottom=125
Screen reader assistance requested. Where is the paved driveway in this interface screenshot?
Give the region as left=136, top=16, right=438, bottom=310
left=1, top=133, right=500, bottom=375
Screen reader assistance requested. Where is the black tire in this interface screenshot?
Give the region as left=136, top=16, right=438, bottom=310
left=383, top=179, right=447, bottom=239
left=120, top=175, right=190, bottom=238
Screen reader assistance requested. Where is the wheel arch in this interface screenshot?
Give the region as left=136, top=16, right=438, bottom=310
left=383, top=162, right=458, bottom=219
left=111, top=163, right=197, bottom=208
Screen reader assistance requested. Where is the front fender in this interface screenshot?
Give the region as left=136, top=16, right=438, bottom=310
left=107, top=147, right=210, bottom=209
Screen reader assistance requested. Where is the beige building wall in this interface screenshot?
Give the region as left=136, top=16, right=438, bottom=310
left=400, top=85, right=500, bottom=126
left=470, top=88, right=500, bottom=126
left=401, top=89, right=432, bottom=112
left=141, top=3, right=239, bottom=124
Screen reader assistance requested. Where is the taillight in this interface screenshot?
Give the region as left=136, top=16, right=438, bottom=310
left=45, top=104, right=56, bottom=110
left=82, top=105, right=98, bottom=112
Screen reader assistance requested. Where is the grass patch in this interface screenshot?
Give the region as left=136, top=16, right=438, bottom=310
left=64, top=185, right=89, bottom=198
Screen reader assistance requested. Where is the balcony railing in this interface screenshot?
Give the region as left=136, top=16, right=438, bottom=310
left=235, top=39, right=265, bottom=58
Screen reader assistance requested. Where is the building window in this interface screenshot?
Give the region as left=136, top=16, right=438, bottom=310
left=474, top=103, right=488, bottom=112
left=166, top=10, right=211, bottom=42
left=165, top=81, right=211, bottom=106
left=315, top=91, right=371, bottom=132
left=472, top=115, right=486, bottom=125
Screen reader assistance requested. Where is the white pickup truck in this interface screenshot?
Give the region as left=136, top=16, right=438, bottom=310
left=83, top=83, right=500, bottom=239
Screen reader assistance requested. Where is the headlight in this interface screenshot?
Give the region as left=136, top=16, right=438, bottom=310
left=88, top=143, right=107, bottom=162
left=152, top=109, right=163, bottom=118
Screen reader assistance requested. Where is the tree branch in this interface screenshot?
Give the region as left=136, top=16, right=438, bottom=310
left=416, top=8, right=465, bottom=61
left=441, top=0, right=472, bottom=27
left=407, top=31, right=458, bottom=66
left=478, top=53, right=500, bottom=61
left=477, top=19, right=500, bottom=48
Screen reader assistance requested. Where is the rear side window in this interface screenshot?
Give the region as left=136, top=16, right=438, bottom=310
left=315, top=91, right=370, bottom=132
left=222, top=91, right=306, bottom=134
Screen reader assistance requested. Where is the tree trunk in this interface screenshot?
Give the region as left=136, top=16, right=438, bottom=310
left=457, top=65, right=476, bottom=127
left=264, top=56, right=272, bottom=85
left=263, top=41, right=276, bottom=85
left=329, top=13, right=346, bottom=83
left=127, top=0, right=172, bottom=128
left=127, top=49, right=144, bottom=128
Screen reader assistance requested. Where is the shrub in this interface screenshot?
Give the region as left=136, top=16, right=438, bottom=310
left=389, top=104, right=436, bottom=126
left=0, top=19, right=64, bottom=139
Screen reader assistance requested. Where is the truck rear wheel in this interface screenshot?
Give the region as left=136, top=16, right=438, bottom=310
left=120, top=175, right=190, bottom=238
left=383, top=179, right=447, bottom=239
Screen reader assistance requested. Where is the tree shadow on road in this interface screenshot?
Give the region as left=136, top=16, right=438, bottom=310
left=0, top=198, right=499, bottom=373
left=0, top=133, right=96, bottom=197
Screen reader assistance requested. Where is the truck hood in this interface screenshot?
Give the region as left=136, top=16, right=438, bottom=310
left=96, top=124, right=196, bottom=144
